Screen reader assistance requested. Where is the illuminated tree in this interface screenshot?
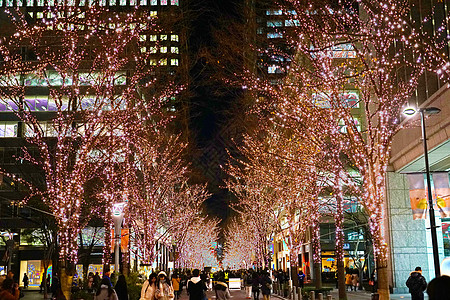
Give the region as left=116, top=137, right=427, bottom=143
left=242, top=0, right=450, bottom=298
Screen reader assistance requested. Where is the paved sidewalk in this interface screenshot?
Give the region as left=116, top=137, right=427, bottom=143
left=272, top=288, right=427, bottom=300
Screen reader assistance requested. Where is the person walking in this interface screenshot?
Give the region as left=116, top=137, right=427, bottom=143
left=22, top=273, right=29, bottom=289
left=260, top=271, right=272, bottom=300
left=171, top=274, right=181, bottom=300
left=114, top=275, right=128, bottom=300
left=140, top=273, right=157, bottom=300
left=155, top=271, right=174, bottom=300
left=244, top=271, right=252, bottom=299
left=95, top=277, right=118, bottom=300
left=427, top=275, right=450, bottom=300
left=214, top=279, right=230, bottom=300
left=406, top=267, right=427, bottom=300
left=351, top=272, right=359, bottom=291
left=0, top=278, right=20, bottom=300
left=187, top=269, right=207, bottom=300
left=297, top=271, right=305, bottom=289
left=251, top=272, right=260, bottom=300
left=345, top=272, right=352, bottom=291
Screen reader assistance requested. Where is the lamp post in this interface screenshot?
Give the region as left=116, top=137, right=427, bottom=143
left=112, top=202, right=127, bottom=274
left=403, top=106, right=441, bottom=277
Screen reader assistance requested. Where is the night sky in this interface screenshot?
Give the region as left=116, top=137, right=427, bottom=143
left=188, top=0, right=243, bottom=222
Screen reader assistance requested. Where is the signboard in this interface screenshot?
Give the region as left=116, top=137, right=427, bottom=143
left=228, top=278, right=241, bottom=290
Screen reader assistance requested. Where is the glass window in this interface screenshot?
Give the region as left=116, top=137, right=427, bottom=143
left=267, top=21, right=283, bottom=27
left=170, top=59, right=178, bottom=66
left=285, top=20, right=300, bottom=26
left=17, top=0, right=23, bottom=6
left=150, top=0, right=156, bottom=5
left=140, top=0, right=147, bottom=4
left=6, top=0, right=13, bottom=6
left=119, top=0, right=126, bottom=5
left=170, top=34, right=178, bottom=41
left=149, top=11, right=157, bottom=17
left=160, top=0, right=167, bottom=4
left=160, top=35, right=167, bottom=40
left=338, top=118, right=361, bottom=133
left=36, top=0, right=44, bottom=5
left=130, top=0, right=136, bottom=4
left=109, top=0, right=116, bottom=4
left=140, top=35, right=146, bottom=42
left=149, top=47, right=157, bottom=53
left=149, top=59, right=157, bottom=65
left=140, top=47, right=147, bottom=53
left=443, top=220, right=450, bottom=257
left=26, top=0, right=33, bottom=5
left=160, top=47, right=167, bottom=53
left=170, top=0, right=178, bottom=5
left=0, top=122, right=18, bottom=137
left=159, top=58, right=167, bottom=65
left=171, top=47, right=178, bottom=54
left=267, top=32, right=282, bottom=38
left=266, top=10, right=282, bottom=15
left=149, top=35, right=157, bottom=41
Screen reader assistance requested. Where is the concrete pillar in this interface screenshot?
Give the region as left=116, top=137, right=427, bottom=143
left=309, top=291, right=315, bottom=300
left=326, top=295, right=332, bottom=300
left=317, top=293, right=323, bottom=300
left=297, top=287, right=302, bottom=300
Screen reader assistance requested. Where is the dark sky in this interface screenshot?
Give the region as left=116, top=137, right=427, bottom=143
left=188, top=0, right=243, bottom=221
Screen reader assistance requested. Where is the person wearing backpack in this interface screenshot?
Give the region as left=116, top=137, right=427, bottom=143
left=244, top=271, right=252, bottom=299
left=406, top=267, right=427, bottom=300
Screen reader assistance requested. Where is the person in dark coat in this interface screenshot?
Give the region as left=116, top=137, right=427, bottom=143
left=259, top=271, right=272, bottom=300
left=114, top=275, right=128, bottom=300
left=187, top=269, right=207, bottom=300
left=251, top=272, right=260, bottom=300
left=406, top=267, right=427, bottom=300
left=22, top=274, right=29, bottom=289
left=427, top=275, right=450, bottom=300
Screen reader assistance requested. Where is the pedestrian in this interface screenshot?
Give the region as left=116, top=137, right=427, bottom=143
left=94, top=272, right=101, bottom=290
left=47, top=274, right=51, bottom=292
left=351, top=272, right=359, bottom=291
left=0, top=278, right=20, bottom=300
left=39, top=277, right=44, bottom=293
left=88, top=272, right=95, bottom=293
left=103, top=269, right=112, bottom=287
left=297, top=271, right=305, bottom=289
left=140, top=273, right=157, bottom=300
left=259, top=271, right=272, bottom=300
left=406, top=267, right=427, bottom=300
left=187, top=269, right=207, bottom=300
left=22, top=274, right=28, bottom=289
left=214, top=279, right=230, bottom=300
left=51, top=274, right=60, bottom=299
left=155, top=271, right=174, bottom=300
left=95, top=277, right=118, bottom=300
left=114, top=275, right=128, bottom=300
left=251, top=272, right=260, bottom=300
left=427, top=275, right=450, bottom=300
left=171, top=274, right=181, bottom=300
left=244, top=271, right=252, bottom=299
left=345, top=272, right=352, bottom=291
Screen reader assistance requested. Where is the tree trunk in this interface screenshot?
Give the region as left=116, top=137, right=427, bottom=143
left=335, top=182, right=347, bottom=300
left=376, top=258, right=390, bottom=300
left=60, top=264, right=75, bottom=300
left=313, top=261, right=322, bottom=290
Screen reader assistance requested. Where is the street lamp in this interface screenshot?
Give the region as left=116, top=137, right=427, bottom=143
left=112, top=202, right=127, bottom=274
left=403, top=106, right=441, bottom=277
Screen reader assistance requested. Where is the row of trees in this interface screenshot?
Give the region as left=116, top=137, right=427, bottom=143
left=223, top=0, right=449, bottom=299
left=0, top=5, right=214, bottom=299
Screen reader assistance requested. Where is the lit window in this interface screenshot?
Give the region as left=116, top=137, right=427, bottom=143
left=36, top=0, right=44, bottom=5
left=0, top=122, right=18, bottom=137
left=68, top=0, right=76, bottom=5
left=99, top=0, right=106, bottom=5
left=140, top=35, right=146, bottom=42
left=257, top=27, right=263, bottom=34
left=266, top=10, right=282, bottom=15
left=17, top=0, right=23, bottom=5
left=78, top=0, right=85, bottom=5
left=171, top=34, right=178, bottom=41
left=37, top=12, right=44, bottom=18
left=149, top=35, right=157, bottom=41
left=170, top=59, right=178, bottom=66
left=159, top=58, right=167, bottom=65
left=130, top=0, right=136, bottom=4
left=160, top=35, right=167, bottom=40
left=149, top=47, right=157, bottom=53
left=285, top=20, right=300, bottom=26
left=160, top=47, right=167, bottom=53
left=109, top=23, right=115, bottom=29
left=338, top=118, right=361, bottom=133
left=267, top=32, right=282, bottom=38
left=141, top=47, right=147, bottom=53
left=160, top=0, right=167, bottom=4
left=150, top=0, right=156, bottom=5
left=149, top=11, right=157, bottom=17
left=109, top=0, right=116, bottom=4
left=170, top=0, right=178, bottom=4
left=26, top=0, right=33, bottom=5
left=140, top=0, right=147, bottom=4
left=267, top=21, right=283, bottom=27
left=120, top=0, right=126, bottom=5
left=171, top=47, right=178, bottom=54
left=149, top=59, right=157, bottom=65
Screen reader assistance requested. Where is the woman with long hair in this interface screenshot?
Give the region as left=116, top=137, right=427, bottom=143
left=140, top=273, right=158, bottom=300
left=114, top=275, right=128, bottom=300
left=155, top=272, right=174, bottom=300
left=94, top=277, right=118, bottom=300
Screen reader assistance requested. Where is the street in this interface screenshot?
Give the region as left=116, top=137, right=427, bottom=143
left=21, top=286, right=425, bottom=300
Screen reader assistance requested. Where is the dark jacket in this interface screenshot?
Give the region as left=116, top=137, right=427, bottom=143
left=187, top=277, right=206, bottom=300
left=260, top=275, right=272, bottom=295
left=406, top=271, right=427, bottom=294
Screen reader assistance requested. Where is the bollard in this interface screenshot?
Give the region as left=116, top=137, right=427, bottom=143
left=292, top=287, right=296, bottom=300
left=318, top=293, right=323, bottom=300
left=309, top=291, right=315, bottom=300
left=327, top=295, right=332, bottom=300
left=297, top=287, right=302, bottom=300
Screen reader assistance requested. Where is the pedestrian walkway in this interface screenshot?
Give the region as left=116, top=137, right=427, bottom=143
left=272, top=288, right=427, bottom=300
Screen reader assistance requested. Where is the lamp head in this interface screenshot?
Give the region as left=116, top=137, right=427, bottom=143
left=403, top=107, right=417, bottom=116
